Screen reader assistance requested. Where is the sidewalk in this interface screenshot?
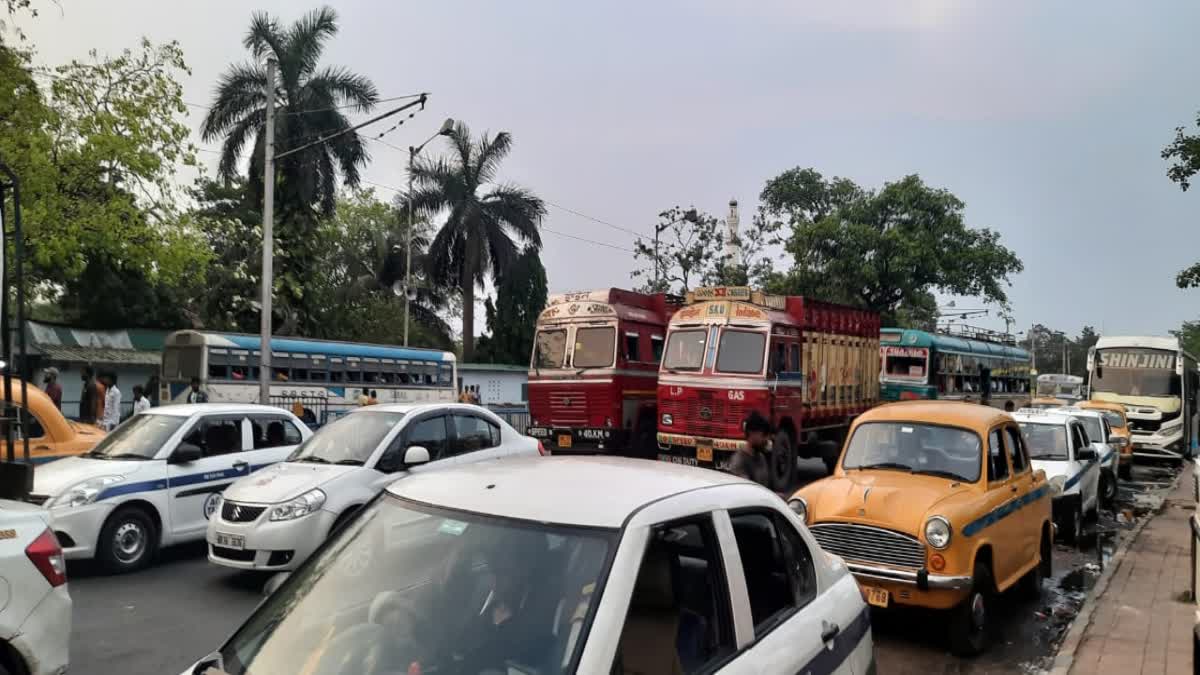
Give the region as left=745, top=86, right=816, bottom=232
left=1065, top=464, right=1195, bottom=675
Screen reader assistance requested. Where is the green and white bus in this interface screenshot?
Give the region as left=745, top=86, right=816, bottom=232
left=880, top=327, right=1033, bottom=411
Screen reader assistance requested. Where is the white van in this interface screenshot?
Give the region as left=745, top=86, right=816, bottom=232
left=1012, top=408, right=1104, bottom=543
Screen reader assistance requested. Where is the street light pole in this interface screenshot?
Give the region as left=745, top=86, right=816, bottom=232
left=403, top=118, right=455, bottom=346
left=258, top=57, right=276, bottom=405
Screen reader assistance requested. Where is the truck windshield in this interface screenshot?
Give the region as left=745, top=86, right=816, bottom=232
left=1092, top=349, right=1181, bottom=398
left=572, top=326, right=615, bottom=368
left=1019, top=422, right=1069, bottom=461
left=715, top=329, right=765, bottom=374
left=841, top=422, right=981, bottom=482
left=663, top=329, right=707, bottom=371
left=533, top=329, right=567, bottom=368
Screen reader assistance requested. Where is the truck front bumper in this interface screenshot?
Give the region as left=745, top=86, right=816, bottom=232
left=526, top=426, right=631, bottom=454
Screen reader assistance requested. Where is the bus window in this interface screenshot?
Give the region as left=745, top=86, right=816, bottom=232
left=330, top=370, right=344, bottom=383
left=624, top=332, right=640, bottom=362
left=310, top=370, right=328, bottom=383
left=273, top=368, right=290, bottom=382
left=208, top=364, right=229, bottom=380
left=439, top=365, right=453, bottom=385
left=651, top=335, right=665, bottom=363
left=293, top=367, right=309, bottom=381
left=347, top=371, right=362, bottom=383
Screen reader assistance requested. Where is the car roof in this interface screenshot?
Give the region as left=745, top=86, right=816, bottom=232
left=354, top=402, right=500, bottom=417
left=856, top=401, right=1012, bottom=432
left=1078, top=400, right=1126, bottom=415
left=1011, top=409, right=1072, bottom=425
left=387, top=456, right=747, bottom=528
left=1057, top=407, right=1104, bottom=419
left=144, top=403, right=298, bottom=418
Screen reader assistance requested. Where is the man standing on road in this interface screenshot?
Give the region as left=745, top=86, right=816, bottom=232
left=132, top=385, right=151, bottom=415
left=728, top=411, right=770, bottom=487
left=101, top=372, right=121, bottom=431
left=42, top=368, right=62, bottom=410
left=186, top=376, right=209, bottom=404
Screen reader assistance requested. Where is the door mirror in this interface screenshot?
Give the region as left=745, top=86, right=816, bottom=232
left=170, top=443, right=203, bottom=464
left=262, top=571, right=290, bottom=598
left=403, top=446, right=431, bottom=466
left=1076, top=446, right=1097, bottom=461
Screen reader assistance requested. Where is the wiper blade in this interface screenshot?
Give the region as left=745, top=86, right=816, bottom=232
left=335, top=459, right=364, bottom=466
left=294, top=456, right=330, bottom=464
left=105, top=453, right=150, bottom=460
left=913, top=468, right=969, bottom=481
left=83, top=450, right=108, bottom=459
left=851, top=462, right=913, bottom=472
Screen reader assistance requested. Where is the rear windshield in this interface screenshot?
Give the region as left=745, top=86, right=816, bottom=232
left=663, top=329, right=707, bottom=371
left=1019, top=422, right=1069, bottom=461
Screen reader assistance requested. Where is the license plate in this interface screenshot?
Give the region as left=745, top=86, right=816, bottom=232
left=657, top=453, right=697, bottom=466
left=558, top=434, right=572, bottom=448
left=697, top=443, right=714, bottom=462
left=863, top=586, right=889, bottom=608
left=215, top=532, right=245, bottom=550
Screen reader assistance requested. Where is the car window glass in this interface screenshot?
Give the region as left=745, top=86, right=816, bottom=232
left=730, top=511, right=813, bottom=633
left=451, top=414, right=500, bottom=456
left=988, top=428, right=1009, bottom=481
left=406, top=415, right=449, bottom=459
left=614, top=517, right=734, bottom=674
left=250, top=417, right=305, bottom=449
left=1004, top=426, right=1027, bottom=474
left=183, top=416, right=244, bottom=458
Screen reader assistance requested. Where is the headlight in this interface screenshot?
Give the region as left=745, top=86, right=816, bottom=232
left=788, top=498, right=808, bottom=523
left=1049, top=475, right=1067, bottom=495
left=661, top=413, right=673, bottom=426
left=924, top=516, right=951, bottom=549
left=48, top=475, right=123, bottom=508
left=269, top=489, right=326, bottom=521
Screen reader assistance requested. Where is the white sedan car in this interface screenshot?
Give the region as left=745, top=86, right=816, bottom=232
left=30, top=404, right=311, bottom=573
left=184, top=457, right=874, bottom=675
left=207, top=403, right=543, bottom=572
left=1013, top=408, right=1103, bottom=543
left=0, top=499, right=70, bottom=675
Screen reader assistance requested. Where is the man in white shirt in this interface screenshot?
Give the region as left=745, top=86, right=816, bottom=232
left=132, top=385, right=151, bottom=415
left=102, top=372, right=122, bottom=431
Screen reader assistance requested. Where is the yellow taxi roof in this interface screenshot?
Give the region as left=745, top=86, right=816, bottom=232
left=855, top=400, right=1011, bottom=433
left=1077, top=400, right=1126, bottom=415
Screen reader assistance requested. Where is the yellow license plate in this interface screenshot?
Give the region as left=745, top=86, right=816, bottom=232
left=697, top=444, right=713, bottom=462
left=558, top=435, right=572, bottom=448
left=863, top=586, right=889, bottom=608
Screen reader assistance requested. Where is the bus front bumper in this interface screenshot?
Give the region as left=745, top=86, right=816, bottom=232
left=1132, top=428, right=1187, bottom=460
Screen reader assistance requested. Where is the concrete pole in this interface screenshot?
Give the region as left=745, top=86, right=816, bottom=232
left=259, top=57, right=276, bottom=404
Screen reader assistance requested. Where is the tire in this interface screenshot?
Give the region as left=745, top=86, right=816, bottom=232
left=949, top=561, right=993, bottom=657
left=1100, top=471, right=1117, bottom=507
left=1021, top=530, right=1051, bottom=600
left=1066, top=503, right=1084, bottom=545
left=1118, top=461, right=1132, bottom=481
left=633, top=416, right=656, bottom=460
left=769, top=430, right=796, bottom=492
left=97, top=506, right=158, bottom=574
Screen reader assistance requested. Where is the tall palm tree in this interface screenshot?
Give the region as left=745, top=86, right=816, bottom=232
left=200, top=6, right=377, bottom=217
left=410, top=122, right=546, bottom=361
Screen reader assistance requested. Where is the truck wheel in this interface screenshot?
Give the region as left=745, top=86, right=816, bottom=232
left=948, top=561, right=992, bottom=657
left=769, top=430, right=796, bottom=492
left=98, top=506, right=159, bottom=574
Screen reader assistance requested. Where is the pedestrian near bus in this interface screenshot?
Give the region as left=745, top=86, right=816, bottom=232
left=101, top=372, right=121, bottom=431
left=42, top=367, right=62, bottom=410
left=132, top=385, right=151, bottom=415
left=367, top=390, right=379, bottom=405
left=728, top=411, right=771, bottom=488
left=186, top=376, right=209, bottom=404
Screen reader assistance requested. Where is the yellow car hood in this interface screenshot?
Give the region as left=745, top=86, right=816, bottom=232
left=800, top=470, right=976, bottom=537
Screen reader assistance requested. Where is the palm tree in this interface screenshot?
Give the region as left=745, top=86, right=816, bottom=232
left=200, top=6, right=377, bottom=217
left=410, top=122, right=545, bottom=361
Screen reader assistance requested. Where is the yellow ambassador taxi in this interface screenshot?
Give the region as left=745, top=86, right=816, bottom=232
left=1077, top=400, right=1134, bottom=480
left=788, top=401, right=1052, bottom=656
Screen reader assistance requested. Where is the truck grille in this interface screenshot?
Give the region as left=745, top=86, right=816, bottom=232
left=658, top=396, right=744, bottom=437
left=1129, top=419, right=1162, bottom=433
left=221, top=501, right=266, bottom=523
left=810, top=523, right=925, bottom=569
left=548, top=391, right=589, bottom=426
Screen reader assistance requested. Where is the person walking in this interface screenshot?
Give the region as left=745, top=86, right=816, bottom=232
left=186, top=376, right=209, bottom=404
left=132, top=385, right=151, bottom=415
left=79, top=367, right=100, bottom=423
left=356, top=389, right=370, bottom=406
left=728, top=411, right=771, bottom=488
left=458, top=386, right=473, bottom=403
left=101, top=372, right=121, bottom=431
left=42, top=368, right=62, bottom=410
left=367, top=390, right=379, bottom=405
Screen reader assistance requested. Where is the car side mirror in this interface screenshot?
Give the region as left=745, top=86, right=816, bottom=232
left=1077, top=446, right=1097, bottom=461
left=170, top=443, right=202, bottom=464
left=262, top=571, right=290, bottom=598
left=403, top=446, right=430, bottom=466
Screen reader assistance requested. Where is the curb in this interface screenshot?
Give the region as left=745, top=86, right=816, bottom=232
left=1046, top=468, right=1185, bottom=675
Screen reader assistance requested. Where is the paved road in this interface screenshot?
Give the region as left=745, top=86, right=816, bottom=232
left=67, top=459, right=1180, bottom=675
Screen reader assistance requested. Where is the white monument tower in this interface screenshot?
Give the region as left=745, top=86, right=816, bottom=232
left=725, top=198, right=742, bottom=271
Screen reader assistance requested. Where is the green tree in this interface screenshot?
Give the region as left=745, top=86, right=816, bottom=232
left=763, top=169, right=1023, bottom=326
left=201, top=6, right=378, bottom=334
left=186, top=178, right=262, bottom=332
left=1162, top=115, right=1200, bottom=289
left=1172, top=321, right=1200, bottom=359
left=410, top=122, right=545, bottom=361
left=475, top=247, right=547, bottom=364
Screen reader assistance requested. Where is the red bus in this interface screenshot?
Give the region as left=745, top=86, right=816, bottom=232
left=527, top=289, right=681, bottom=456
left=655, top=287, right=880, bottom=489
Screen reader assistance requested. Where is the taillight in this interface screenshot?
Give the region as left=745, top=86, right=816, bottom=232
left=26, top=528, right=67, bottom=587
left=537, top=440, right=550, bottom=456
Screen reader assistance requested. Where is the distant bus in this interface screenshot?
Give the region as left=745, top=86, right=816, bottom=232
left=160, top=331, right=456, bottom=422
left=880, top=327, right=1033, bottom=411
left=1030, top=373, right=1085, bottom=408
left=1088, top=335, right=1199, bottom=461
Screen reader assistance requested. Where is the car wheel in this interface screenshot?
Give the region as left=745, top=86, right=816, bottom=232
left=1059, top=504, right=1082, bottom=546
left=1022, top=530, right=1051, bottom=600
left=98, top=506, right=158, bottom=574
left=769, top=430, right=796, bottom=491
left=1118, top=462, right=1132, bottom=481
left=1100, top=471, right=1117, bottom=507
left=949, top=561, right=992, bottom=656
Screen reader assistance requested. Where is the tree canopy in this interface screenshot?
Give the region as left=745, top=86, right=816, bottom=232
left=475, top=246, right=547, bottom=365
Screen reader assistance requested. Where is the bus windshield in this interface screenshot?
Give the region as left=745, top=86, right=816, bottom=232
left=572, top=326, right=615, bottom=368
left=1092, top=349, right=1181, bottom=398
left=163, top=346, right=202, bottom=381
left=882, top=347, right=928, bottom=381
left=663, top=329, right=707, bottom=371
left=533, top=329, right=567, bottom=369
left=715, top=330, right=765, bottom=374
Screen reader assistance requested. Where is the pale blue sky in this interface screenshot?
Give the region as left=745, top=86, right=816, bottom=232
left=21, top=1, right=1200, bottom=338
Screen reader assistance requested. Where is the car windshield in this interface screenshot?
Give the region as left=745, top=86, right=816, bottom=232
left=715, top=329, right=765, bottom=374
left=1098, top=411, right=1125, bottom=428
left=84, top=414, right=187, bottom=459
left=1075, top=416, right=1103, bottom=443
left=1092, top=349, right=1181, bottom=398
left=572, top=326, right=615, bottom=368
left=533, top=329, right=567, bottom=369
left=1019, top=423, right=1069, bottom=461
left=841, top=422, right=981, bottom=482
left=288, top=412, right=405, bottom=465
left=218, top=495, right=615, bottom=675
left=663, top=329, right=707, bottom=371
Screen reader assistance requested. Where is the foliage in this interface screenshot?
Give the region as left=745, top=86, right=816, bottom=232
left=410, top=121, right=545, bottom=361
left=763, top=169, right=1023, bottom=326
left=186, top=178, right=263, bottom=332
left=1171, top=321, right=1200, bottom=361
left=475, top=246, right=547, bottom=364
left=201, top=6, right=378, bottom=334
left=1022, top=324, right=1098, bottom=377
left=630, top=207, right=711, bottom=294
left=1161, top=114, right=1200, bottom=289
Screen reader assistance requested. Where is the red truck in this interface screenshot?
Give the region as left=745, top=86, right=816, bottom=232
left=526, top=289, right=682, bottom=456
left=655, top=287, right=880, bottom=489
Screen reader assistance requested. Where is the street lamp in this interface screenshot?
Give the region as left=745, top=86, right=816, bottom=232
left=653, top=208, right=698, bottom=290
left=403, top=118, right=455, bottom=346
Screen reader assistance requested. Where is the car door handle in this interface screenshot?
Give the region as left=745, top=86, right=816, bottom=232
left=821, top=620, right=840, bottom=643
left=233, top=461, right=249, bottom=472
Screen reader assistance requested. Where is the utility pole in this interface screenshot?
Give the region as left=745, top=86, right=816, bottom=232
left=259, top=57, right=276, bottom=405
left=403, top=118, right=455, bottom=346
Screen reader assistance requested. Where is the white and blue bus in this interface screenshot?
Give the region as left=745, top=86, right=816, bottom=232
left=160, top=331, right=456, bottom=423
